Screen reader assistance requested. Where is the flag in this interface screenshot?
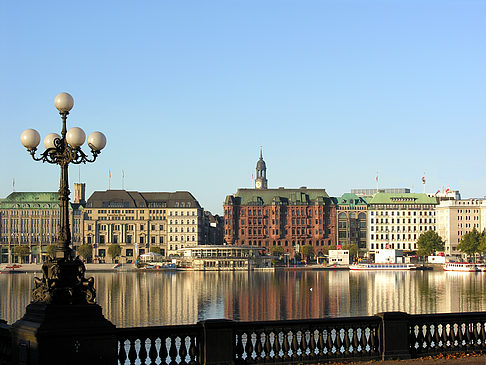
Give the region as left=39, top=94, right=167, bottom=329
left=109, top=170, right=111, bottom=179
left=422, top=176, right=425, bottom=184
left=376, top=175, right=378, bottom=182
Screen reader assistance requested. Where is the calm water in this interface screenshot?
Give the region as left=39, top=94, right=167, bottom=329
left=2, top=270, right=486, bottom=327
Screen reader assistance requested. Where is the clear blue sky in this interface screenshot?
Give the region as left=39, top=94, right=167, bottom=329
left=1, top=1, right=485, bottom=214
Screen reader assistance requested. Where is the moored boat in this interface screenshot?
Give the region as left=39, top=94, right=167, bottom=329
left=443, top=263, right=479, bottom=272
left=349, top=263, right=416, bottom=271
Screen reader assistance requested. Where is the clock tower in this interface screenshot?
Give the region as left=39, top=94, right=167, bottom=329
left=255, top=147, right=268, bottom=189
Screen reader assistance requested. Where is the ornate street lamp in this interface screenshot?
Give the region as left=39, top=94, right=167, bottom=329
left=20, top=92, right=106, bottom=305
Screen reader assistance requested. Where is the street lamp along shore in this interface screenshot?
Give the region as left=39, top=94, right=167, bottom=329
left=13, top=93, right=116, bottom=365
left=20, top=92, right=106, bottom=305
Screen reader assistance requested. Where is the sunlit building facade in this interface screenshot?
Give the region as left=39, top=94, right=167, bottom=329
left=83, top=190, right=204, bottom=262
left=0, top=191, right=83, bottom=264
left=436, top=198, right=486, bottom=257
left=367, top=193, right=438, bottom=254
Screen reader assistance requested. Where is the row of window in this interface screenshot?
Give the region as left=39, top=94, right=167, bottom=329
left=370, top=210, right=435, bottom=216
left=370, top=218, right=435, bottom=224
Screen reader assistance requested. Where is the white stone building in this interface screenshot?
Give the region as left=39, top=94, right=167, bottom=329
left=367, top=193, right=438, bottom=254
left=435, top=198, right=486, bottom=257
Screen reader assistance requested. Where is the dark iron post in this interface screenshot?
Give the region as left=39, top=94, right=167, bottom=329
left=12, top=92, right=116, bottom=365
left=200, top=319, right=235, bottom=365
left=376, top=311, right=411, bottom=360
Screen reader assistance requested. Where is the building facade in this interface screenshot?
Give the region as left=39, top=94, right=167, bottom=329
left=436, top=198, right=486, bottom=257
left=0, top=191, right=83, bottom=264
left=367, top=193, right=438, bottom=254
left=335, top=193, right=368, bottom=250
left=224, top=150, right=336, bottom=256
left=83, top=190, right=204, bottom=263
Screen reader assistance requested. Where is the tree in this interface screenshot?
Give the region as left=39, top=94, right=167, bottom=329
left=478, top=231, right=486, bottom=256
left=301, top=245, right=314, bottom=260
left=458, top=228, right=481, bottom=260
left=149, top=246, right=161, bottom=254
left=108, top=244, right=122, bottom=262
left=13, top=245, right=30, bottom=263
left=270, top=246, right=284, bottom=257
left=416, top=230, right=445, bottom=257
left=343, top=244, right=359, bottom=259
left=46, top=244, right=57, bottom=259
left=77, top=244, right=93, bottom=261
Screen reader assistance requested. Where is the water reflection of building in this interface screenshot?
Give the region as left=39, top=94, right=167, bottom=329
left=3, top=271, right=486, bottom=326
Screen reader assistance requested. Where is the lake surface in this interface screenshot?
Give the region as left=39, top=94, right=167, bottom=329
left=2, top=270, right=486, bottom=327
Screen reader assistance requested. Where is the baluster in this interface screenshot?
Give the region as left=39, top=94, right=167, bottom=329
left=272, top=331, right=281, bottom=361
left=458, top=323, right=465, bottom=349
left=317, top=329, right=325, bottom=356
left=480, top=322, right=486, bottom=345
left=415, top=325, right=424, bottom=355
left=335, top=328, right=343, bottom=356
left=441, top=324, right=449, bottom=350
left=235, top=332, right=245, bottom=362
left=352, top=328, right=359, bottom=355
left=326, top=329, right=334, bottom=357
left=138, top=337, right=148, bottom=365
left=127, top=338, right=138, bottom=365
left=369, top=327, right=378, bottom=355
left=309, top=329, right=317, bottom=358
left=282, top=331, right=290, bottom=360
left=473, top=322, right=480, bottom=348
left=344, top=328, right=351, bottom=356
left=466, top=322, right=473, bottom=348
left=264, top=331, right=273, bottom=361
left=148, top=337, right=158, bottom=365
left=254, top=331, right=263, bottom=362
left=188, top=336, right=199, bottom=365
left=426, top=324, right=434, bottom=351
left=360, top=328, right=368, bottom=355
left=247, top=332, right=255, bottom=362
left=159, top=337, right=169, bottom=365
left=119, top=339, right=128, bottom=365
left=450, top=323, right=457, bottom=348
left=289, top=331, right=298, bottom=360
left=168, top=336, right=178, bottom=365
left=234, top=333, right=243, bottom=362
left=434, top=323, right=441, bottom=350
left=179, top=336, right=189, bottom=365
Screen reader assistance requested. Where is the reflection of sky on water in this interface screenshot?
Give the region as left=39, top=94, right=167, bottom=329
left=1, top=271, right=486, bottom=327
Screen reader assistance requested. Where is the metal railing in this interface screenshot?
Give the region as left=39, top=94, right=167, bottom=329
left=3, top=311, right=486, bottom=364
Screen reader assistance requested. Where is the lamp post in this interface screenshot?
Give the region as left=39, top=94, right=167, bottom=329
left=20, top=92, right=106, bottom=304
left=13, top=93, right=116, bottom=365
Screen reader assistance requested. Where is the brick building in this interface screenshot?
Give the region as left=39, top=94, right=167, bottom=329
left=223, top=151, right=336, bottom=256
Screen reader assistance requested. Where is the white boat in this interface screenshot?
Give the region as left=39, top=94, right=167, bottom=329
left=443, top=263, right=479, bottom=272
left=349, top=263, right=416, bottom=271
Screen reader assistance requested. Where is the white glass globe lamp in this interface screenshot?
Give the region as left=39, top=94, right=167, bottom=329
left=44, top=133, right=61, bottom=150
left=66, top=127, right=86, bottom=148
left=87, top=132, right=107, bottom=151
left=54, top=92, right=74, bottom=113
left=20, top=129, right=41, bottom=150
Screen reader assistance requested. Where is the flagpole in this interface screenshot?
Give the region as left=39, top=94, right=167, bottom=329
left=109, top=170, right=111, bottom=190
left=122, top=170, right=125, bottom=190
